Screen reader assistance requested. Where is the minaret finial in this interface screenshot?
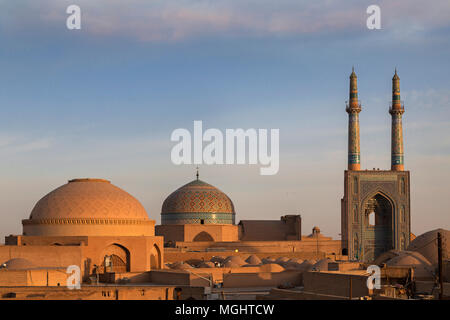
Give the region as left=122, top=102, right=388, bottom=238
left=196, top=166, right=199, bottom=180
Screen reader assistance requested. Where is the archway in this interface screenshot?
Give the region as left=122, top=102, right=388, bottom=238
left=362, top=193, right=394, bottom=262
left=149, top=244, right=161, bottom=269
left=193, top=231, right=214, bottom=242
left=99, top=244, right=130, bottom=273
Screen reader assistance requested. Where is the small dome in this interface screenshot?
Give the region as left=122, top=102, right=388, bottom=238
left=2, top=258, right=36, bottom=270
left=223, top=256, right=246, bottom=266
left=161, top=179, right=235, bottom=225
left=245, top=255, right=262, bottom=265
left=308, top=226, right=326, bottom=238
left=259, top=263, right=285, bottom=273
left=298, top=260, right=315, bottom=272
left=224, top=261, right=241, bottom=268
left=386, top=251, right=434, bottom=280
left=407, top=229, right=450, bottom=266
left=373, top=250, right=402, bottom=265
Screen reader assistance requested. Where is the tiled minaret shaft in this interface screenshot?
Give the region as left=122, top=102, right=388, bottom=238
left=390, top=69, right=405, bottom=171
left=346, top=68, right=362, bottom=171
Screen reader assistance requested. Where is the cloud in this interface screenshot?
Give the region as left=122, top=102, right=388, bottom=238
left=2, top=0, right=449, bottom=42
left=403, top=88, right=450, bottom=110
left=0, top=135, right=53, bottom=154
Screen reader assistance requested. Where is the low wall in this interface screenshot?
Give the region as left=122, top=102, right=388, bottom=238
left=223, top=270, right=302, bottom=288
left=0, top=245, right=83, bottom=269
left=0, top=269, right=68, bottom=287
left=258, top=288, right=351, bottom=300
left=0, top=285, right=204, bottom=300
left=303, top=271, right=370, bottom=298
left=149, top=270, right=191, bottom=286
left=100, top=272, right=152, bottom=284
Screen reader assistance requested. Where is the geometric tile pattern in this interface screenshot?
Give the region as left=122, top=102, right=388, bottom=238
left=161, top=179, right=235, bottom=225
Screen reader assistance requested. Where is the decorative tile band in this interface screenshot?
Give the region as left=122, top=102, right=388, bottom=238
left=22, top=218, right=153, bottom=225
left=161, top=212, right=235, bottom=225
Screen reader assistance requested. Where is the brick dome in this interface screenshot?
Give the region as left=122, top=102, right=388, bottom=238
left=23, top=179, right=154, bottom=236
left=161, top=179, right=235, bottom=225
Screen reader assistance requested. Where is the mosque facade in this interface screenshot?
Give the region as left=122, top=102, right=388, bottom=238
left=341, top=70, right=411, bottom=262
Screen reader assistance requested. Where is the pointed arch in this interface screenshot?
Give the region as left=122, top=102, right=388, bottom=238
left=150, top=244, right=161, bottom=269
left=360, top=190, right=396, bottom=262
left=99, top=243, right=130, bottom=273
left=193, top=231, right=214, bottom=242
left=360, top=189, right=396, bottom=212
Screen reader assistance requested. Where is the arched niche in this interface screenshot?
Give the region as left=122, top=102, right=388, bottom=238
left=99, top=243, right=130, bottom=273
left=150, top=244, right=161, bottom=269
left=193, top=231, right=214, bottom=242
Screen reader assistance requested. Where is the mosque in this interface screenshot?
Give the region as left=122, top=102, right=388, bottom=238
left=0, top=70, right=448, bottom=300
left=341, top=68, right=411, bottom=262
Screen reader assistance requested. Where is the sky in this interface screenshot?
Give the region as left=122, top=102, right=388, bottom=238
left=0, top=0, right=449, bottom=241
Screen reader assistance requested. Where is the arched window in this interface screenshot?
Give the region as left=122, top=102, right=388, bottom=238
left=100, top=244, right=130, bottom=273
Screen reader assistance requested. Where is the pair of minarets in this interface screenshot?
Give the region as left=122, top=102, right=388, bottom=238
left=346, top=68, right=405, bottom=171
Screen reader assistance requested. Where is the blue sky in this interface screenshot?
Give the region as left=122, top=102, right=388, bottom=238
left=0, top=0, right=449, bottom=240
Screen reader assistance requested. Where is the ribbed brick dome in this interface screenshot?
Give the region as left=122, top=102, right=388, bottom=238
left=29, top=179, right=149, bottom=221
left=23, top=179, right=154, bottom=237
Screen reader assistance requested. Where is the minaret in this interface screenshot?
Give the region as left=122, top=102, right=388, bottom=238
left=346, top=67, right=362, bottom=171
left=390, top=69, right=405, bottom=171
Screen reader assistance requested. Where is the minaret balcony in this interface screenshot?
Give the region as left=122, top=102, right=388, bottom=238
left=345, top=100, right=362, bottom=113
left=389, top=101, right=405, bottom=114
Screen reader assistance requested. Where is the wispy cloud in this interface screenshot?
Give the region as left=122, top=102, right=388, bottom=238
left=0, top=134, right=53, bottom=154
left=404, top=88, right=450, bottom=110
left=2, top=0, right=450, bottom=42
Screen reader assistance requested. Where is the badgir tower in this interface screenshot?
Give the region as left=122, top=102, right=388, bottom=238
left=341, top=69, right=411, bottom=262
